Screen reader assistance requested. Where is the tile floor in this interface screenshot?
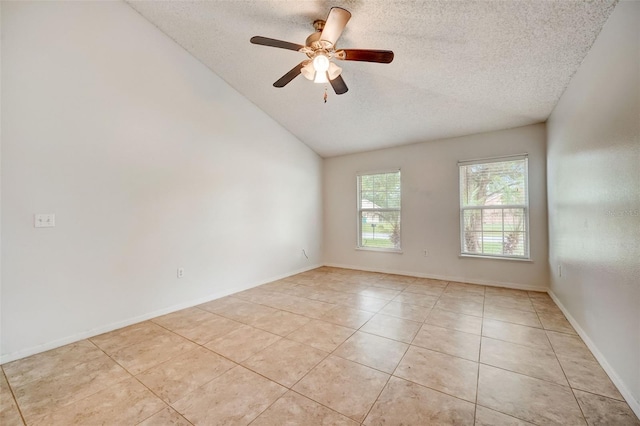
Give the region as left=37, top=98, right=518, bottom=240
left=1, top=267, right=638, bottom=425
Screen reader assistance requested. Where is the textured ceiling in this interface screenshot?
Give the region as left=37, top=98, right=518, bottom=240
left=126, top=0, right=617, bottom=157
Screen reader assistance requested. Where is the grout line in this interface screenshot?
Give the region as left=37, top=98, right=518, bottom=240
left=9, top=267, right=624, bottom=424
left=1, top=366, right=29, bottom=426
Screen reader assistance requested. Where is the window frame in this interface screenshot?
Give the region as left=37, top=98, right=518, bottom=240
left=458, top=154, right=530, bottom=260
left=356, top=169, right=402, bottom=253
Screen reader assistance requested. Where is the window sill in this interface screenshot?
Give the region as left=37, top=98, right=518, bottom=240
left=459, top=254, right=532, bottom=262
left=356, top=247, right=403, bottom=254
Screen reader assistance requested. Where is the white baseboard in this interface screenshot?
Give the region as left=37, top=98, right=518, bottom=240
left=0, top=263, right=322, bottom=365
left=548, top=290, right=640, bottom=419
left=323, top=262, right=547, bottom=292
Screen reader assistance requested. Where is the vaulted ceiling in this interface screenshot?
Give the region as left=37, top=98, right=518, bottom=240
left=126, top=0, right=618, bottom=157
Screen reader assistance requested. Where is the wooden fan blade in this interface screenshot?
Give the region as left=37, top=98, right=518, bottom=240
left=273, top=62, right=306, bottom=87
left=250, top=36, right=304, bottom=52
left=335, top=49, right=394, bottom=63
left=320, top=7, right=351, bottom=46
left=329, top=73, right=348, bottom=95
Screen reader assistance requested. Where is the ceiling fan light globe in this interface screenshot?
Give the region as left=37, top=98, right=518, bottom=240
left=312, top=54, right=330, bottom=72
left=301, top=62, right=315, bottom=81
left=328, top=62, right=342, bottom=80
left=313, top=71, right=328, bottom=84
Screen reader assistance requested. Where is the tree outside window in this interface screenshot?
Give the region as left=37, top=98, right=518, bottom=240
left=459, top=156, right=529, bottom=258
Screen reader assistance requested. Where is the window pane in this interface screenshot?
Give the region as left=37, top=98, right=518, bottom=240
left=459, top=156, right=529, bottom=258
left=504, top=208, right=525, bottom=232
left=462, top=210, right=482, bottom=253
left=358, top=171, right=401, bottom=251
left=504, top=232, right=525, bottom=256
left=361, top=211, right=401, bottom=249
left=361, top=175, right=374, bottom=191
left=460, top=159, right=527, bottom=207
left=482, top=231, right=504, bottom=255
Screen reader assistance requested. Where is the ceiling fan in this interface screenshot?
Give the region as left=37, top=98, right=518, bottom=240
left=250, top=7, right=394, bottom=95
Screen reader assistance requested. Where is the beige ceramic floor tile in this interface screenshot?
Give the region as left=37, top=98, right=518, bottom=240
left=109, top=331, right=199, bottom=375
left=317, top=305, right=374, bottom=329
left=395, top=345, right=478, bottom=402
left=0, top=370, right=24, bottom=426
left=199, top=297, right=278, bottom=324
left=482, top=318, right=551, bottom=349
left=484, top=295, right=534, bottom=312
left=360, top=314, right=421, bottom=343
left=358, top=287, right=402, bottom=301
left=3, top=340, right=103, bottom=388
left=435, top=298, right=484, bottom=317
left=556, top=354, right=623, bottom=400
left=392, top=292, right=438, bottom=308
left=531, top=299, right=564, bottom=315
left=338, top=294, right=390, bottom=312
left=477, top=364, right=586, bottom=425
left=287, top=319, right=354, bottom=352
left=483, top=305, right=542, bottom=328
left=440, top=290, right=486, bottom=304
left=528, top=291, right=552, bottom=300
left=480, top=337, right=567, bottom=385
left=381, top=274, right=418, bottom=284
left=12, top=354, right=130, bottom=424
left=412, top=324, right=481, bottom=361
left=379, top=301, right=431, bottom=322
left=474, top=405, right=534, bottom=425
left=307, top=288, right=351, bottom=304
left=284, top=298, right=336, bottom=318
left=368, top=279, right=410, bottom=291
left=242, top=338, right=328, bottom=387
left=137, top=407, right=192, bottom=426
left=333, top=331, right=408, bottom=373
left=447, top=282, right=486, bottom=294
left=546, top=331, right=596, bottom=362
left=204, top=325, right=280, bottom=362
left=152, top=307, right=243, bottom=344
left=31, top=377, right=165, bottom=426
left=90, top=321, right=169, bottom=354
left=259, top=279, right=301, bottom=293
left=364, top=376, right=475, bottom=425
left=574, top=389, right=640, bottom=426
left=538, top=312, right=577, bottom=334
left=485, top=287, right=530, bottom=298
left=293, top=355, right=389, bottom=423
left=403, top=284, right=445, bottom=297
left=136, top=347, right=235, bottom=404
left=412, top=278, right=448, bottom=288
left=425, top=308, right=483, bottom=335
left=325, top=281, right=371, bottom=294
left=248, top=309, right=310, bottom=336
left=251, top=391, right=359, bottom=426
left=173, top=365, right=286, bottom=426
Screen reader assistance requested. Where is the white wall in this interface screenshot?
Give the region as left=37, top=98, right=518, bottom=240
left=323, top=124, right=548, bottom=290
left=546, top=0, right=640, bottom=414
left=0, top=1, right=322, bottom=362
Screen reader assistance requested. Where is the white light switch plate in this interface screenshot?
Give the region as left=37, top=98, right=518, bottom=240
left=35, top=213, right=55, bottom=228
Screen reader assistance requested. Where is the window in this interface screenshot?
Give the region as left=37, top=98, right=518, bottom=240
left=357, top=170, right=401, bottom=251
left=459, top=155, right=529, bottom=259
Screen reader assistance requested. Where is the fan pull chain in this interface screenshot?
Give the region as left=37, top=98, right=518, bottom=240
left=323, top=85, right=328, bottom=103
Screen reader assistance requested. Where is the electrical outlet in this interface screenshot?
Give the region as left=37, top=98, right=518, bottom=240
left=177, top=268, right=184, bottom=278
left=34, top=213, right=55, bottom=228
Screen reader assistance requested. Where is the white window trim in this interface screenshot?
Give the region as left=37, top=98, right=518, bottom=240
left=458, top=154, right=530, bottom=260
left=356, top=169, right=402, bottom=253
